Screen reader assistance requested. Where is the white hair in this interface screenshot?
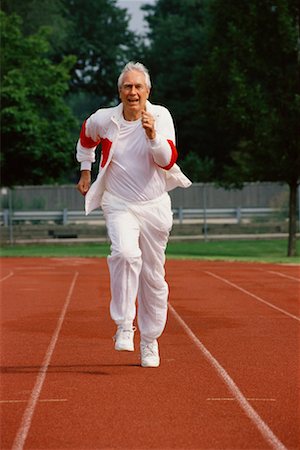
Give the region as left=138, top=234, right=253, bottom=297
left=118, top=61, right=152, bottom=89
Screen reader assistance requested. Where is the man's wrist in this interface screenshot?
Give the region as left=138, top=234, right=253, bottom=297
left=80, top=161, right=92, bottom=171
left=149, top=136, right=160, bottom=147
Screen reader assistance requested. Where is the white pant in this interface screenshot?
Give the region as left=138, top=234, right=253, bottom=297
left=101, top=190, right=173, bottom=344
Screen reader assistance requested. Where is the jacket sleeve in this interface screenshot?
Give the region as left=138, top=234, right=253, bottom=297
left=149, top=107, right=178, bottom=170
left=76, top=114, right=101, bottom=171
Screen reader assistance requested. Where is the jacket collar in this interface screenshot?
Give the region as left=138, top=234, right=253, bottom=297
left=111, top=100, right=156, bottom=125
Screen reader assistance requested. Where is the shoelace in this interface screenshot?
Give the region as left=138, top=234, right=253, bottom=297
left=141, top=343, right=157, bottom=357
left=121, top=328, right=134, bottom=340
left=113, top=326, right=136, bottom=342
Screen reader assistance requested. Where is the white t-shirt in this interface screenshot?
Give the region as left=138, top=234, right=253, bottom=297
left=104, top=116, right=166, bottom=201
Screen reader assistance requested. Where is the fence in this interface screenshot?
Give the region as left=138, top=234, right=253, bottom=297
left=0, top=182, right=297, bottom=244
left=0, top=182, right=290, bottom=211
left=0, top=207, right=281, bottom=227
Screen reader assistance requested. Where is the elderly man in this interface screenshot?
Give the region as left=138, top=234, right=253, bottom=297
left=77, top=62, right=191, bottom=367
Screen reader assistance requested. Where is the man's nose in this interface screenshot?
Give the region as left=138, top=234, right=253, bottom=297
left=129, top=85, right=137, bottom=94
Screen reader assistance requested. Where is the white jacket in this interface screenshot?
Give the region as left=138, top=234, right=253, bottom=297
left=76, top=100, right=192, bottom=214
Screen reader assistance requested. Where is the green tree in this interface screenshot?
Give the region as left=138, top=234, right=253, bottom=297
left=63, top=0, right=141, bottom=104
left=0, top=11, right=77, bottom=186
left=142, top=0, right=206, bottom=168
left=1, top=0, right=142, bottom=112
left=196, top=0, right=300, bottom=256
left=1, top=0, right=71, bottom=55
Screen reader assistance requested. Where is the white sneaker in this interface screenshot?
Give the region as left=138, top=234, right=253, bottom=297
left=113, top=326, right=136, bottom=352
left=140, top=340, right=160, bottom=367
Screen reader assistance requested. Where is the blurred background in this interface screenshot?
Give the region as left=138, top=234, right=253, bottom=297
left=1, top=0, right=299, bottom=255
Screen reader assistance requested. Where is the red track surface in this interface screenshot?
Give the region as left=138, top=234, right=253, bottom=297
left=0, top=257, right=299, bottom=450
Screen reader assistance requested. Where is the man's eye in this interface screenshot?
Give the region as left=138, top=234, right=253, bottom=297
left=123, top=84, right=144, bottom=90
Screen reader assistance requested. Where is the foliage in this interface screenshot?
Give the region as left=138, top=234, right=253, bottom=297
left=1, top=0, right=71, bottom=55
left=0, top=0, right=143, bottom=186
left=62, top=0, right=142, bottom=104
left=196, top=0, right=300, bottom=185
left=1, top=0, right=142, bottom=107
left=142, top=0, right=299, bottom=255
left=195, top=0, right=300, bottom=255
left=0, top=11, right=78, bottom=186
left=180, top=153, right=214, bottom=183
left=142, top=0, right=207, bottom=173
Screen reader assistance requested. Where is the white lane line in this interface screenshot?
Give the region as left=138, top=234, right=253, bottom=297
left=0, top=272, right=14, bottom=282
left=12, top=271, right=79, bottom=450
left=169, top=304, right=287, bottom=450
left=205, top=271, right=300, bottom=322
left=1, top=399, right=67, bottom=404
left=267, top=271, right=300, bottom=282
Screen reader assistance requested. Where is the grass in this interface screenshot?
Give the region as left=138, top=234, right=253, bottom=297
left=0, top=242, right=111, bottom=258
left=1, top=239, right=299, bottom=264
left=167, top=239, right=300, bottom=263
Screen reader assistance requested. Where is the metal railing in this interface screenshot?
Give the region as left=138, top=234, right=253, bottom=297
left=0, top=207, right=281, bottom=227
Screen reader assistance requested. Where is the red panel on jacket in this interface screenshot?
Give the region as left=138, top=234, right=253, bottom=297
left=100, top=138, right=112, bottom=168
left=158, top=140, right=178, bottom=170
left=80, top=120, right=101, bottom=148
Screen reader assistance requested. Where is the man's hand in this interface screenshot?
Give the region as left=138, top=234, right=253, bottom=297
left=141, top=110, right=156, bottom=140
left=77, top=170, right=91, bottom=196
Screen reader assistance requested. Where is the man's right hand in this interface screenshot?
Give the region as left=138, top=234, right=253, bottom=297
left=77, top=170, right=91, bottom=196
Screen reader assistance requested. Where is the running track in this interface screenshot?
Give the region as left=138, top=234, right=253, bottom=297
left=0, top=257, right=299, bottom=450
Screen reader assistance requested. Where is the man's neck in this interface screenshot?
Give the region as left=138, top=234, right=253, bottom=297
left=123, top=109, right=141, bottom=121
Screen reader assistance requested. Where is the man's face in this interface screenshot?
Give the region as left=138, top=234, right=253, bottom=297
left=119, top=70, right=150, bottom=119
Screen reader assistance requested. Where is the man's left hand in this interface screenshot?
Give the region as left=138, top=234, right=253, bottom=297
left=141, top=110, right=156, bottom=140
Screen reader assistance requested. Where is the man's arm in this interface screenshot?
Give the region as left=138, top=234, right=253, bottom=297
left=142, top=107, right=178, bottom=170
left=76, top=115, right=101, bottom=196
